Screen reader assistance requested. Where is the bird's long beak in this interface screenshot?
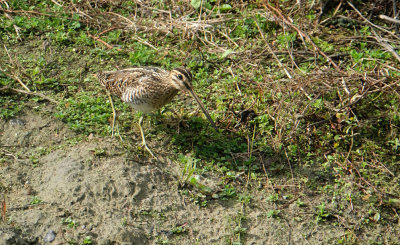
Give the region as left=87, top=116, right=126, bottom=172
left=188, top=88, right=218, bottom=130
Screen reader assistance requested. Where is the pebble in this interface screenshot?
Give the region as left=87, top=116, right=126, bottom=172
left=9, top=119, right=26, bottom=126
left=43, top=230, right=56, bottom=242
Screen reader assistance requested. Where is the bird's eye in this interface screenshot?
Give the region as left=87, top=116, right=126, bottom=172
left=177, top=74, right=183, bottom=80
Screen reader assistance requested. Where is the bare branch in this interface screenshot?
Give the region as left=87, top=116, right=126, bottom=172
left=379, top=14, right=400, bottom=24
left=0, top=86, right=58, bottom=104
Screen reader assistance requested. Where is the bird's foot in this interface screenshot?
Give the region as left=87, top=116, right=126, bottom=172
left=140, top=141, right=158, bottom=160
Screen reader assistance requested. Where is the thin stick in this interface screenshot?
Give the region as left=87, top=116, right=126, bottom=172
left=394, top=0, right=399, bottom=35
left=254, top=18, right=313, bottom=100
left=131, top=35, right=159, bottom=51
left=3, top=44, right=34, bottom=85
left=254, top=18, right=293, bottom=79
left=228, top=67, right=241, bottom=96
left=284, top=148, right=294, bottom=181
left=108, top=11, right=136, bottom=26
left=88, top=33, right=120, bottom=50
left=106, top=12, right=158, bottom=50
left=0, top=8, right=54, bottom=17
left=3, top=44, right=15, bottom=66
left=379, top=14, right=400, bottom=24
left=0, top=86, right=58, bottom=104
left=370, top=29, right=400, bottom=63
left=4, top=13, right=21, bottom=39
left=347, top=1, right=400, bottom=40
left=50, top=0, right=62, bottom=7
left=1, top=69, right=31, bottom=92
left=341, top=78, right=350, bottom=95
left=97, top=26, right=118, bottom=37
left=218, top=29, right=240, bottom=48
left=264, top=3, right=343, bottom=73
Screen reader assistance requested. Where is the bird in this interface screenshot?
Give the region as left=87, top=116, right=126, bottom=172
left=94, top=66, right=217, bottom=158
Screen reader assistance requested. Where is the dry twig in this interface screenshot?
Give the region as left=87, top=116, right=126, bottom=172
left=0, top=8, right=54, bottom=17
left=254, top=18, right=292, bottom=79
left=347, top=1, right=400, bottom=40
left=1, top=68, right=31, bottom=92
left=370, top=29, right=400, bottom=63
left=264, top=2, right=343, bottom=73
left=0, top=86, right=58, bottom=104
left=88, top=33, right=120, bottom=50
left=3, top=45, right=31, bottom=92
left=379, top=14, right=400, bottom=25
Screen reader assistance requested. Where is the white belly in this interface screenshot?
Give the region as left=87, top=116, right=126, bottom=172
left=128, top=102, right=156, bottom=113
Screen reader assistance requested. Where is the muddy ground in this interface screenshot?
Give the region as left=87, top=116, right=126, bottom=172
left=1, top=105, right=399, bottom=244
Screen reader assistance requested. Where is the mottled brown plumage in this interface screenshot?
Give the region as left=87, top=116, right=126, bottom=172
left=95, top=66, right=217, bottom=158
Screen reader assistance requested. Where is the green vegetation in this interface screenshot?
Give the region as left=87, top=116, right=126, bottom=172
left=315, top=202, right=331, bottom=223
left=30, top=196, right=42, bottom=205
left=1, top=0, right=399, bottom=243
left=82, top=236, right=93, bottom=245
left=61, top=216, right=77, bottom=229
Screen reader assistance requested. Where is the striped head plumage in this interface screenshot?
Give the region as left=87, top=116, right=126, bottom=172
left=169, top=67, right=193, bottom=91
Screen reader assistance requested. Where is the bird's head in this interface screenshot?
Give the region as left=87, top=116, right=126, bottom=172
left=169, top=67, right=218, bottom=130
left=170, top=67, right=193, bottom=92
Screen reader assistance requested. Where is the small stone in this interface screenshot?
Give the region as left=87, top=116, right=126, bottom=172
left=9, top=119, right=26, bottom=126
left=43, top=230, right=56, bottom=242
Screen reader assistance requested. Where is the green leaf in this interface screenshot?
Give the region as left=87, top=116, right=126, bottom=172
left=219, top=4, right=232, bottom=11
left=373, top=212, right=380, bottom=222
left=221, top=49, right=233, bottom=58
left=199, top=185, right=212, bottom=194
left=189, top=176, right=198, bottom=185
left=191, top=0, right=202, bottom=9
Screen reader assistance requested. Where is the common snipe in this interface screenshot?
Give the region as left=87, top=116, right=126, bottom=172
left=95, top=67, right=217, bottom=158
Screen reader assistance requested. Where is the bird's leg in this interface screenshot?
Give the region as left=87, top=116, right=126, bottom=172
left=108, top=92, right=117, bottom=137
left=138, top=115, right=157, bottom=159
left=115, top=123, right=124, bottom=142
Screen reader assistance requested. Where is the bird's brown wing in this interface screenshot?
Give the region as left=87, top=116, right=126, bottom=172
left=97, top=68, right=166, bottom=103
